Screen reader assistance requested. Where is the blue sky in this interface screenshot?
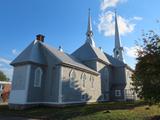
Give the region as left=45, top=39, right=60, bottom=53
left=0, top=0, right=160, bottom=79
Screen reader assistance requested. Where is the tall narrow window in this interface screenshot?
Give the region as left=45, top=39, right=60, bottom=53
left=34, top=67, right=43, bottom=87
left=81, top=73, right=86, bottom=88
left=90, top=75, right=94, bottom=89
left=69, top=70, right=76, bottom=88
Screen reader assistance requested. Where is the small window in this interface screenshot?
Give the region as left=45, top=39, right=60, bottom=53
left=34, top=67, right=43, bottom=87
left=69, top=70, right=76, bottom=88
left=81, top=73, right=86, bottom=88
left=81, top=94, right=87, bottom=101
left=115, top=90, right=121, bottom=97
left=116, top=50, right=119, bottom=55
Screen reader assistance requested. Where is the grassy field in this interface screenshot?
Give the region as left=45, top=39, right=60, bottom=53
left=0, top=101, right=160, bottom=120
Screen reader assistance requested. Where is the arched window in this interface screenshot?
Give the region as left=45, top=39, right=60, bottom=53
left=34, top=67, right=43, bottom=87
left=69, top=70, right=76, bottom=88
left=90, top=75, right=94, bottom=88
left=81, top=73, right=86, bottom=88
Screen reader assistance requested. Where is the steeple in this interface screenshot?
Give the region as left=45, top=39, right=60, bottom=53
left=85, top=9, right=96, bottom=47
left=113, top=11, right=124, bottom=62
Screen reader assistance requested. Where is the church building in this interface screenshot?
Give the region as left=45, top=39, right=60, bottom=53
left=9, top=10, right=136, bottom=109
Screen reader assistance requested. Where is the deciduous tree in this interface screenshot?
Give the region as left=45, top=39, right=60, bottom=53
left=0, top=70, right=9, bottom=81
left=132, top=31, right=160, bottom=104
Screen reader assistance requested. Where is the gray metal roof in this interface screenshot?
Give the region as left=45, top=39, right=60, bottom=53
left=72, top=43, right=109, bottom=63
left=72, top=42, right=125, bottom=67
left=11, top=40, right=98, bottom=75
left=11, top=38, right=126, bottom=74
left=11, top=40, right=46, bottom=66
left=104, top=53, right=125, bottom=67
left=90, top=44, right=111, bottom=63
left=42, top=43, right=98, bottom=74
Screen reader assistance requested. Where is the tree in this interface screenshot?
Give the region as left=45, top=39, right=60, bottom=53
left=132, top=31, right=160, bottom=104
left=0, top=70, right=9, bottom=81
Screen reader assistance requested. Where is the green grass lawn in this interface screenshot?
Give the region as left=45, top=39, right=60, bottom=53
left=0, top=101, right=160, bottom=120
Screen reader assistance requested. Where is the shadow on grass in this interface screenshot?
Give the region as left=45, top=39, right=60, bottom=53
left=149, top=115, right=160, bottom=120
left=0, top=101, right=147, bottom=120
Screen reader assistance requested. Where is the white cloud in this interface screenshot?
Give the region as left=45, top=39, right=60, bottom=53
left=124, top=46, right=142, bottom=58
left=12, top=49, right=19, bottom=56
left=0, top=57, right=11, bottom=64
left=100, top=0, right=127, bottom=11
left=98, top=11, right=136, bottom=36
left=133, top=16, right=143, bottom=21
left=101, top=0, right=119, bottom=11
left=98, top=0, right=142, bottom=37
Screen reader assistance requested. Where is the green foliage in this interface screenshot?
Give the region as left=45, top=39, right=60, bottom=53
left=132, top=31, right=160, bottom=104
left=0, top=70, right=9, bottom=81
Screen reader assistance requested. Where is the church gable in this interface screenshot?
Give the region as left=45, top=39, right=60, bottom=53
left=72, top=42, right=112, bottom=64
left=72, top=43, right=97, bottom=61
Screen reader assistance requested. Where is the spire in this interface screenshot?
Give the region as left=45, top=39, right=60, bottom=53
left=113, top=10, right=124, bottom=62
left=115, top=11, right=121, bottom=48
left=85, top=8, right=96, bottom=47
left=87, top=8, right=93, bottom=35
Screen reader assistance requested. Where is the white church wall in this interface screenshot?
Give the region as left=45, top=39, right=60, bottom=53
left=61, top=66, right=101, bottom=103
left=125, top=69, right=133, bottom=90
left=124, top=68, right=137, bottom=100
left=9, top=65, right=31, bottom=104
